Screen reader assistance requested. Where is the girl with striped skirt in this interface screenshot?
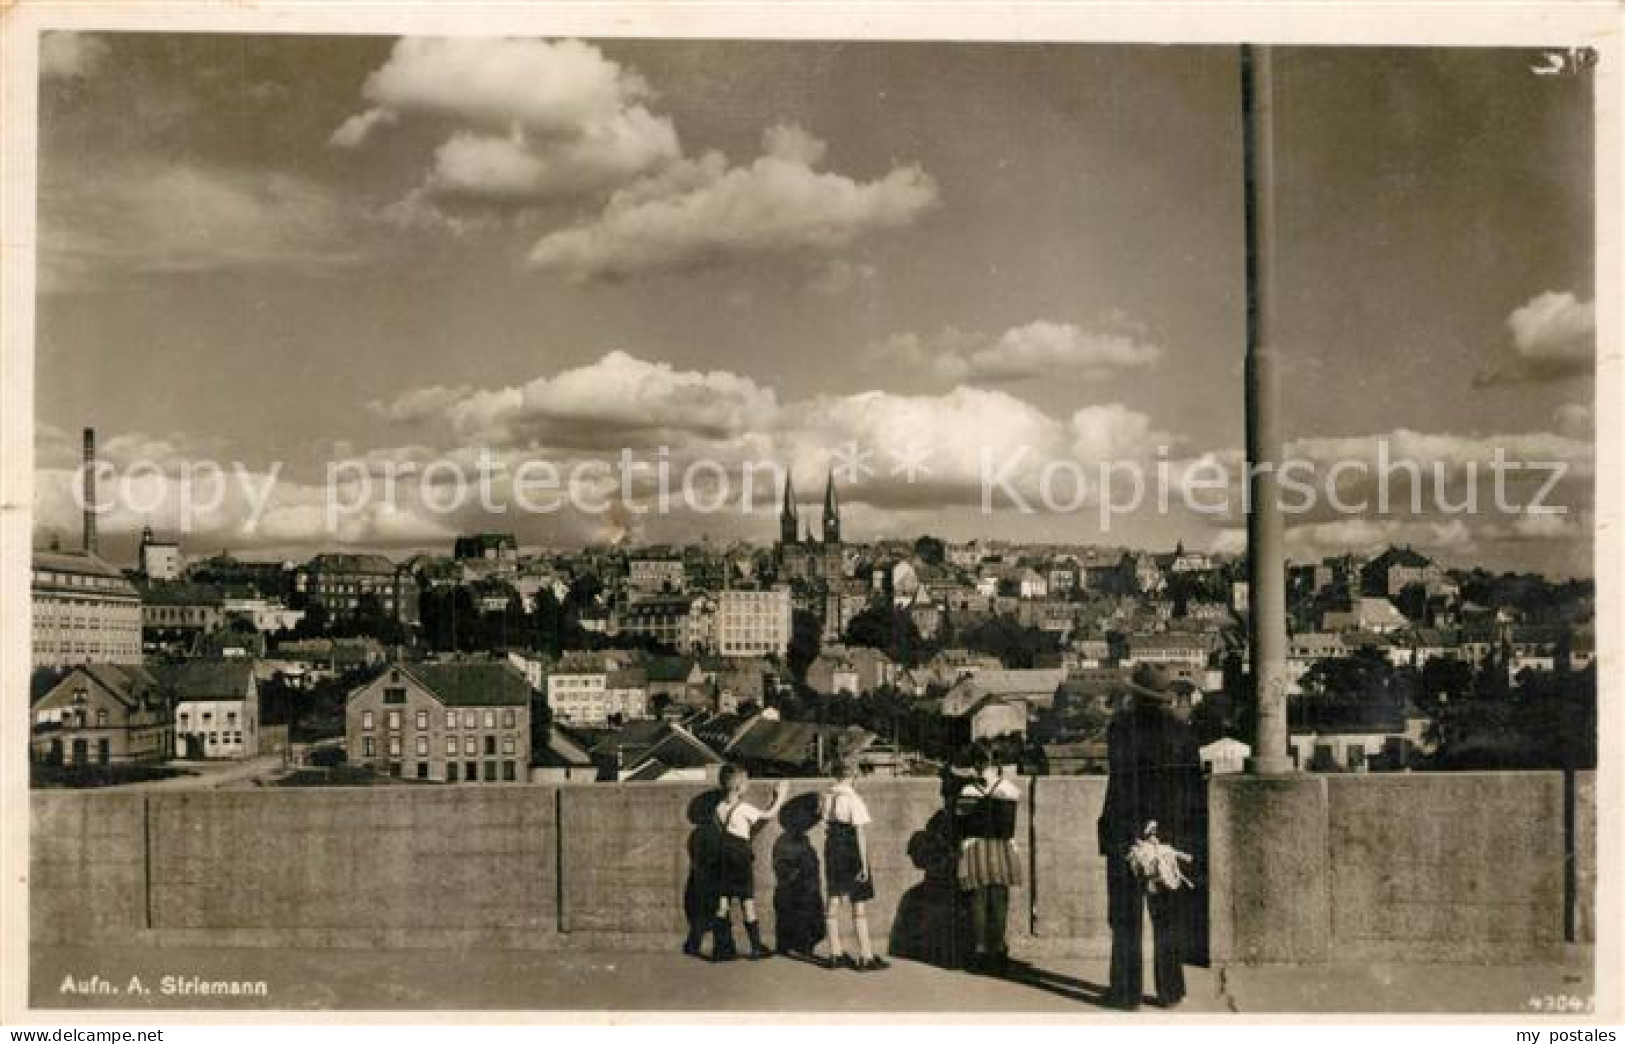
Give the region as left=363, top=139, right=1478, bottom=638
left=955, top=744, right=1023, bottom=974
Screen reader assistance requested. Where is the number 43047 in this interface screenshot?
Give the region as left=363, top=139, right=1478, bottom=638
left=1526, top=994, right=1593, bottom=1013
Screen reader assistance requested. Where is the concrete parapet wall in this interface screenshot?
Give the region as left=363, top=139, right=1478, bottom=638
left=1209, top=776, right=1331, bottom=965
left=146, top=789, right=557, bottom=935
left=1574, top=770, right=1595, bottom=946
left=29, top=772, right=1591, bottom=964
left=31, top=793, right=147, bottom=945
left=1325, top=773, right=1565, bottom=963
left=1028, top=777, right=1110, bottom=957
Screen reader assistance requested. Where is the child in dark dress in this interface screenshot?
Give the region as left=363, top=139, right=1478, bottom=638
left=711, top=764, right=787, bottom=961
left=818, top=759, right=890, bottom=972
left=955, top=743, right=1023, bottom=975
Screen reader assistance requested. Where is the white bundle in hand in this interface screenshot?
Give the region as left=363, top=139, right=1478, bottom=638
left=1125, top=821, right=1193, bottom=895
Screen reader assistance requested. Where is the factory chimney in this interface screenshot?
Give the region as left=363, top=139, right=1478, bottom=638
left=82, top=427, right=98, bottom=556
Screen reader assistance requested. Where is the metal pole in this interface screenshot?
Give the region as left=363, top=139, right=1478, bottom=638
left=1242, top=44, right=1294, bottom=774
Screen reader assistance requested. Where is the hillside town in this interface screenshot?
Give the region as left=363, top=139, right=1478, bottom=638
left=30, top=430, right=1596, bottom=789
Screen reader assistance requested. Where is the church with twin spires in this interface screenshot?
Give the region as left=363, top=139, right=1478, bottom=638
left=777, top=469, right=845, bottom=585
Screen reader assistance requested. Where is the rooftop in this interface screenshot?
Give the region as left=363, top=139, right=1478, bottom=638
left=399, top=661, right=533, bottom=707
left=151, top=658, right=256, bottom=701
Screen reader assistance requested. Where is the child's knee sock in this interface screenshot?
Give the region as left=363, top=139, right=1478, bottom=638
left=744, top=918, right=765, bottom=950
left=711, top=907, right=736, bottom=954
left=854, top=911, right=875, bottom=960
left=825, top=913, right=844, bottom=956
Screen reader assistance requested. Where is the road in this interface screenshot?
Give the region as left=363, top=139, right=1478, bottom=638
left=119, top=754, right=289, bottom=791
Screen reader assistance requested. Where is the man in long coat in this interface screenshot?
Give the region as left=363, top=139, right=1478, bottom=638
left=1097, top=663, right=1207, bottom=1009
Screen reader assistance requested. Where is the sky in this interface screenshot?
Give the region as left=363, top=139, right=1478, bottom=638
left=32, top=33, right=1597, bottom=575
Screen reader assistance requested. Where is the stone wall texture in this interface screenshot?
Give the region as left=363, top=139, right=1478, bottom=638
left=29, top=772, right=1592, bottom=964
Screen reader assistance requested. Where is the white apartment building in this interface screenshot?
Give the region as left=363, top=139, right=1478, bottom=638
left=715, top=586, right=792, bottom=658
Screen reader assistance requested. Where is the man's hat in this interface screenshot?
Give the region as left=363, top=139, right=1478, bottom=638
left=1124, top=662, right=1178, bottom=705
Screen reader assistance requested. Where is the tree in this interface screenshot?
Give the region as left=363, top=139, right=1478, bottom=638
left=1294, top=647, right=1412, bottom=730
left=1430, top=661, right=1596, bottom=771
left=290, top=601, right=329, bottom=640
left=525, top=588, right=568, bottom=655
left=330, top=592, right=407, bottom=646
left=419, top=585, right=478, bottom=652
left=787, top=609, right=823, bottom=681
left=843, top=602, right=929, bottom=667
left=961, top=615, right=1057, bottom=669
left=1418, top=657, right=1473, bottom=711
left=913, top=535, right=946, bottom=567
left=1188, top=690, right=1235, bottom=746
left=566, top=573, right=603, bottom=613
left=529, top=694, right=554, bottom=759
left=1392, top=582, right=1428, bottom=623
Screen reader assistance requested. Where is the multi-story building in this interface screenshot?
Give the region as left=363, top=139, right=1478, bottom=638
left=294, top=553, right=418, bottom=625
left=1124, top=631, right=1212, bottom=669
left=806, top=644, right=899, bottom=697
left=221, top=594, right=304, bottom=634
left=183, top=552, right=292, bottom=599
left=139, top=581, right=226, bottom=653
left=347, top=661, right=532, bottom=783
left=1011, top=567, right=1049, bottom=599
left=614, top=594, right=697, bottom=650
left=137, top=526, right=182, bottom=581
left=453, top=533, right=519, bottom=563
left=157, top=658, right=261, bottom=760
left=1322, top=596, right=1410, bottom=634
left=1161, top=542, right=1215, bottom=574
left=715, top=586, right=792, bottom=659
left=31, top=664, right=173, bottom=765
left=32, top=549, right=143, bottom=669
left=1363, top=545, right=1445, bottom=598
left=627, top=557, right=687, bottom=596
left=545, top=655, right=650, bottom=725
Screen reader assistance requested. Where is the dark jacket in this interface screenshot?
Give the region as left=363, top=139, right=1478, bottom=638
left=1097, top=699, right=1205, bottom=857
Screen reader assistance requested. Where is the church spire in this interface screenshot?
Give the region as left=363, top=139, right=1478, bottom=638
left=822, top=469, right=841, bottom=546
left=779, top=468, right=799, bottom=547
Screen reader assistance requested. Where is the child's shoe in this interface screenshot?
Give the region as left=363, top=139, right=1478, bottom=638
left=744, top=921, right=773, bottom=960
left=710, top=917, right=738, bottom=962
left=857, top=956, right=891, bottom=972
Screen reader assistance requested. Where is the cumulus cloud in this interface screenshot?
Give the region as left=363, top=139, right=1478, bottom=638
left=873, top=320, right=1162, bottom=384
left=35, top=461, right=459, bottom=550
left=34, top=423, right=78, bottom=470
left=527, top=125, right=938, bottom=282
left=366, top=385, right=476, bottom=425
left=41, top=387, right=1596, bottom=567
left=1287, top=428, right=1593, bottom=480
left=1553, top=402, right=1594, bottom=439
left=367, top=349, right=1168, bottom=515
left=371, top=350, right=780, bottom=449
left=784, top=386, right=1064, bottom=508
left=342, top=37, right=658, bottom=140
left=1069, top=404, right=1168, bottom=462
left=336, top=39, right=935, bottom=275
left=1475, top=291, right=1596, bottom=385
left=41, top=161, right=361, bottom=288
left=333, top=37, right=679, bottom=209
left=40, top=32, right=110, bottom=81
left=330, top=107, right=398, bottom=148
